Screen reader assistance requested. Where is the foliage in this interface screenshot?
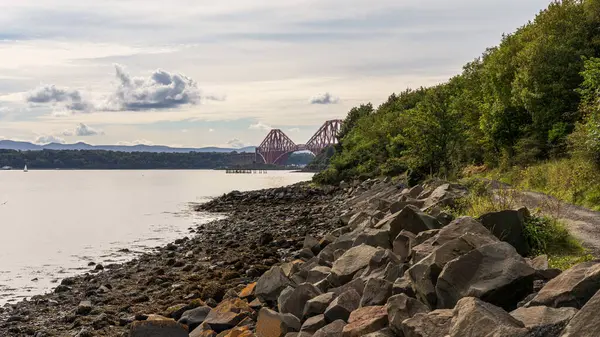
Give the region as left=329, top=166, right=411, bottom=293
left=316, top=0, right=600, bottom=185
left=0, top=149, right=314, bottom=170
left=478, top=157, right=600, bottom=211
left=523, top=215, right=583, bottom=257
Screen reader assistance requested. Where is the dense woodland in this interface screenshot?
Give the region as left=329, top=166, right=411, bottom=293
left=0, top=149, right=314, bottom=170
left=315, top=0, right=600, bottom=185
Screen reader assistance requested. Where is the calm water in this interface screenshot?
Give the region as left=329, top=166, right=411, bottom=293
left=0, top=170, right=313, bottom=305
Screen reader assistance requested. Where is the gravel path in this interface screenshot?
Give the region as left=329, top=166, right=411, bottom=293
left=510, top=189, right=600, bottom=256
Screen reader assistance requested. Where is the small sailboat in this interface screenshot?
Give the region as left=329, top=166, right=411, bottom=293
left=23, top=165, right=28, bottom=172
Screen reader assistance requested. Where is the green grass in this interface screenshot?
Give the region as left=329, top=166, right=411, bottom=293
left=475, top=158, right=600, bottom=212
left=450, top=180, right=592, bottom=270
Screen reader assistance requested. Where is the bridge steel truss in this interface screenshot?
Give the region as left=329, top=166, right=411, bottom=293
left=256, top=119, right=343, bottom=165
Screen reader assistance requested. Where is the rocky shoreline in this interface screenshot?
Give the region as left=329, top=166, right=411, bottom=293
left=3, top=179, right=600, bottom=337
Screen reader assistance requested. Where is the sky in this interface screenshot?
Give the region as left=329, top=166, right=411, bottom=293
left=0, top=0, right=552, bottom=148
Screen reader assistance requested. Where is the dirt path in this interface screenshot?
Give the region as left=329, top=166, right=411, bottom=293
left=510, top=189, right=600, bottom=256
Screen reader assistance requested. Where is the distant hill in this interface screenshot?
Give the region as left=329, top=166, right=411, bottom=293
left=0, top=140, right=256, bottom=153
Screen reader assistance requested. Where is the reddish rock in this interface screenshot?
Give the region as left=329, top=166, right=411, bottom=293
left=342, top=306, right=388, bottom=337
left=204, top=298, right=253, bottom=333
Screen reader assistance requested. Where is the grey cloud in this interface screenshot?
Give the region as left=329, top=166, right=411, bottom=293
left=35, top=135, right=65, bottom=144
left=26, top=85, right=92, bottom=112
left=102, top=64, right=208, bottom=111
left=310, top=92, right=339, bottom=105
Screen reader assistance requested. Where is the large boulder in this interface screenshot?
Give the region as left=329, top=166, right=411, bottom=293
left=348, top=212, right=371, bottom=230
left=448, top=297, right=528, bottom=337
left=478, top=208, right=530, bottom=256
left=130, top=319, right=188, bottom=337
left=313, top=320, right=346, bottom=337
left=278, top=283, right=322, bottom=319
left=256, top=308, right=301, bottom=337
left=360, top=278, right=393, bottom=307
left=436, top=242, right=535, bottom=311
left=375, top=205, right=442, bottom=239
left=304, top=292, right=337, bottom=318
left=407, top=233, right=498, bottom=307
left=400, top=309, right=453, bottom=337
left=560, top=289, right=600, bottom=336
left=411, top=217, right=494, bottom=263
left=393, top=230, right=416, bottom=262
left=178, top=306, right=211, bottom=331
left=324, top=289, right=361, bottom=323
left=331, top=244, right=382, bottom=284
left=386, top=294, right=429, bottom=336
left=300, top=314, right=328, bottom=333
left=528, top=261, right=600, bottom=309
left=352, top=229, right=391, bottom=249
left=255, top=266, right=293, bottom=303
left=510, top=306, right=577, bottom=330
left=421, top=183, right=467, bottom=209
left=203, top=298, right=252, bottom=333
left=307, top=266, right=332, bottom=284
left=342, top=306, right=388, bottom=337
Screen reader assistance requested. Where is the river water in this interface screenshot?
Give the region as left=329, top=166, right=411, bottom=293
left=0, top=170, right=313, bottom=305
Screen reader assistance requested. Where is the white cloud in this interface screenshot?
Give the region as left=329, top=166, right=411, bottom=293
left=249, top=121, right=272, bottom=131
left=35, top=135, right=65, bottom=144
left=181, top=129, right=189, bottom=133
left=227, top=138, right=245, bottom=148
left=310, top=92, right=339, bottom=105
left=288, top=128, right=300, bottom=132
left=26, top=85, right=93, bottom=112
left=209, top=128, right=215, bottom=132
left=61, top=123, right=103, bottom=136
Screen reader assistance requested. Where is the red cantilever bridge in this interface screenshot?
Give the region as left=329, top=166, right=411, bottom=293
left=255, top=119, right=342, bottom=165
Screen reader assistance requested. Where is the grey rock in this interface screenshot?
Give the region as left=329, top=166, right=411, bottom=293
left=279, top=283, right=322, bottom=320
left=304, top=292, right=336, bottom=318
left=478, top=208, right=531, bottom=256
left=448, top=297, right=528, bottom=337
left=386, top=294, right=430, bottom=336
left=510, top=306, right=577, bottom=329
left=301, top=314, right=328, bottom=333
left=130, top=320, right=188, bottom=337
left=360, top=278, right=393, bottom=307
left=393, top=230, right=416, bottom=262
left=401, top=309, right=453, bottom=337
left=313, top=320, right=346, bottom=337
left=528, top=261, right=600, bottom=309
left=255, top=265, right=293, bottom=302
left=560, top=289, right=600, bottom=336
left=307, top=266, right=332, bottom=284
left=408, top=232, right=498, bottom=307
left=353, top=229, right=391, bottom=249
left=376, top=205, right=442, bottom=239
left=177, top=306, right=211, bottom=331
left=436, top=242, right=535, bottom=310
left=331, top=244, right=382, bottom=284
left=324, top=289, right=361, bottom=322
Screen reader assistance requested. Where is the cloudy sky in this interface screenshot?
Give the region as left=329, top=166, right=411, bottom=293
left=0, top=0, right=551, bottom=148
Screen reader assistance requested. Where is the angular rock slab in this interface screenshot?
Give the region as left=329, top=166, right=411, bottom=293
left=436, top=242, right=535, bottom=311
left=313, top=320, right=347, bottom=337
left=278, top=283, right=322, bottom=320
left=304, top=292, right=336, bottom=318
left=300, top=314, right=328, bottom=333
left=331, top=244, right=382, bottom=284
left=130, top=320, right=188, bottom=337
left=408, top=232, right=498, bottom=307
left=386, top=294, right=430, bottom=336
left=255, top=266, right=293, bottom=303
left=256, top=308, right=301, bottom=337
left=203, top=298, right=252, bottom=333
left=561, top=289, right=600, bottom=336
left=411, top=216, right=494, bottom=264
left=478, top=208, right=530, bottom=256
left=324, top=289, right=361, bottom=323
left=342, top=306, right=388, bottom=337
left=448, top=297, right=528, bottom=337
left=360, top=277, right=393, bottom=307
left=178, top=306, right=211, bottom=331
left=400, top=309, right=453, bottom=337
left=528, top=261, right=600, bottom=309
left=510, top=306, right=577, bottom=329
left=375, top=205, right=441, bottom=240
